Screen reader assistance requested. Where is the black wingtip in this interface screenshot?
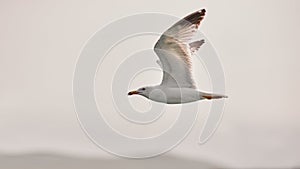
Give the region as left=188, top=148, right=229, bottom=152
left=183, top=9, right=206, bottom=27
left=199, top=9, right=206, bottom=16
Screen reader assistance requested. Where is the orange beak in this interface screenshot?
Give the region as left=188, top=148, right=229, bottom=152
left=128, top=90, right=139, bottom=95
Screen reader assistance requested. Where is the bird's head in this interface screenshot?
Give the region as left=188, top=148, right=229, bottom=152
left=128, top=86, right=153, bottom=97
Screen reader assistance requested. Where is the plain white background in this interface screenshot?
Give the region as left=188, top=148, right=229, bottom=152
left=1, top=0, right=300, bottom=168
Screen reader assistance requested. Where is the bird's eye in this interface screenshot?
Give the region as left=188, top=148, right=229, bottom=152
left=141, top=88, right=146, bottom=90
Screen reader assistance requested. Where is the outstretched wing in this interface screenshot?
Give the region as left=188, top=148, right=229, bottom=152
left=154, top=9, right=206, bottom=88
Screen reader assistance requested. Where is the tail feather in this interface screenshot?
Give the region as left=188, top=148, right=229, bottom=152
left=201, top=93, right=228, bottom=100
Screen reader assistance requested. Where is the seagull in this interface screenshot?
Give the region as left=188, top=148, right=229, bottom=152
left=128, top=9, right=228, bottom=104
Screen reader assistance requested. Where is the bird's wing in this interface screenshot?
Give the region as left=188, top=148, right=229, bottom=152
left=154, top=9, right=206, bottom=88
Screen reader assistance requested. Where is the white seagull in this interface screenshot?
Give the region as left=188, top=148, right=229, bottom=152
left=128, top=9, right=227, bottom=104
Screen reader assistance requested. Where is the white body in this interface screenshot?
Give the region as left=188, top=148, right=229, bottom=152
left=147, top=87, right=203, bottom=104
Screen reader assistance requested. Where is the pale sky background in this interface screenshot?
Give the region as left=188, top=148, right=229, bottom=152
left=1, top=0, right=300, bottom=168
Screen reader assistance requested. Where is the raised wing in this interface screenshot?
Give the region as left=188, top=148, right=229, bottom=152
left=154, top=9, right=206, bottom=88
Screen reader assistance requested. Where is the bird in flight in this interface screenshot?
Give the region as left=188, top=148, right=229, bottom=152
left=128, top=9, right=227, bottom=104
